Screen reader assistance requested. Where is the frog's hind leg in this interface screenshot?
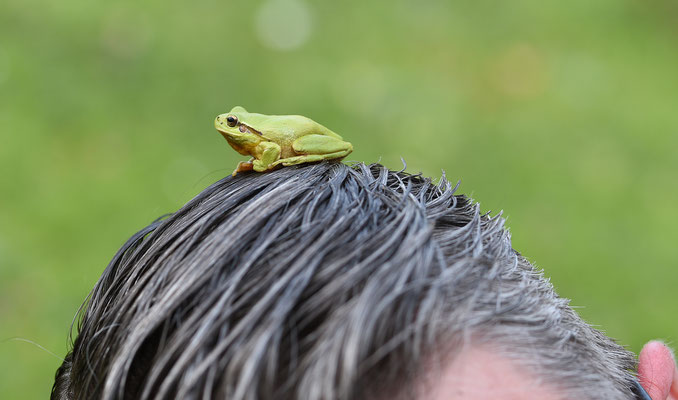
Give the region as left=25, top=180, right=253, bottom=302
left=272, top=134, right=353, bottom=167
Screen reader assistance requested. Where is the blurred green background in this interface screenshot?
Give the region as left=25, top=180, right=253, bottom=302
left=1, top=0, right=677, bottom=397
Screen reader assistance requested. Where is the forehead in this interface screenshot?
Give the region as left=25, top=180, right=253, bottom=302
left=418, top=347, right=564, bottom=400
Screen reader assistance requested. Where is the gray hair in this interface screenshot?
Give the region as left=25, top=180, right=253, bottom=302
left=52, top=162, right=637, bottom=400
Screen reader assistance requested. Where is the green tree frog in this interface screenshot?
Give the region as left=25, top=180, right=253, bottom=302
left=215, top=106, right=353, bottom=175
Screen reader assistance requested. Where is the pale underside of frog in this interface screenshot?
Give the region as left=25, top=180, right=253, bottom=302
left=215, top=106, right=353, bottom=176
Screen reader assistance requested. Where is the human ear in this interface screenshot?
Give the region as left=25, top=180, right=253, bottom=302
left=638, top=341, right=677, bottom=400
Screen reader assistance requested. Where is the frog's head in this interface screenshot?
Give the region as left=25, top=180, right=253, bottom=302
left=215, top=106, right=263, bottom=151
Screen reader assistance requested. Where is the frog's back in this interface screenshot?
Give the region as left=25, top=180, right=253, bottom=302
left=261, top=114, right=343, bottom=140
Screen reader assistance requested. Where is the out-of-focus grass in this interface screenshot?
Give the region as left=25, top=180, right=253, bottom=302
left=1, top=0, right=677, bottom=398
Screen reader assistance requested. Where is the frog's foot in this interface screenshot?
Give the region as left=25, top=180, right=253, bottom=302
left=271, top=135, right=353, bottom=168
left=232, top=160, right=254, bottom=176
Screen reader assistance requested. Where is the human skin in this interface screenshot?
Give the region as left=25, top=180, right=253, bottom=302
left=421, top=346, right=564, bottom=400
left=423, top=341, right=677, bottom=400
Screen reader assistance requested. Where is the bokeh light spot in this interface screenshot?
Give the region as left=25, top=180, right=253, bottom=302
left=254, top=0, right=312, bottom=51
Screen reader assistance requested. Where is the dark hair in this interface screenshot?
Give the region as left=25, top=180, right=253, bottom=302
left=52, top=162, right=637, bottom=399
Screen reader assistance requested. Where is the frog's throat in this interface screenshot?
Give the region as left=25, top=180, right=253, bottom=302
left=223, top=135, right=258, bottom=156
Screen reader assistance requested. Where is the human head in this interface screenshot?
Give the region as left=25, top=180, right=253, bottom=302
left=52, top=162, right=639, bottom=399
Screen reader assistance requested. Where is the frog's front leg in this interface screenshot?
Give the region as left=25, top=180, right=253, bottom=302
left=272, top=135, right=353, bottom=167
left=252, top=141, right=282, bottom=172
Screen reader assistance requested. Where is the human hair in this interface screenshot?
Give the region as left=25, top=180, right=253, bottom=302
left=52, top=162, right=638, bottom=400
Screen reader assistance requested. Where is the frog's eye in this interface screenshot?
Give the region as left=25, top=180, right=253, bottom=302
left=226, top=115, right=238, bottom=127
